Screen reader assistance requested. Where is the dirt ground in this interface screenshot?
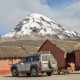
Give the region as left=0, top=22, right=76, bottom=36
left=0, top=72, right=80, bottom=80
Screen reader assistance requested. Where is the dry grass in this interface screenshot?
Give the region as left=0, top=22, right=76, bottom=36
left=51, top=40, right=79, bottom=53
left=0, top=39, right=80, bottom=57
left=0, top=40, right=44, bottom=47
left=0, top=46, right=39, bottom=57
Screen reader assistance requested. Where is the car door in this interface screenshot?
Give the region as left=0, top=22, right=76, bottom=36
left=17, top=57, right=26, bottom=72
left=25, top=56, right=32, bottom=71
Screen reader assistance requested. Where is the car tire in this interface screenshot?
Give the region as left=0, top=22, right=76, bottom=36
left=31, top=67, right=39, bottom=77
left=49, top=58, right=57, bottom=69
left=11, top=68, right=19, bottom=77
left=46, top=71, right=53, bottom=76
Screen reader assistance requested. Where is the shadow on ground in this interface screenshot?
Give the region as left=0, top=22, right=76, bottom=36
left=4, top=74, right=48, bottom=78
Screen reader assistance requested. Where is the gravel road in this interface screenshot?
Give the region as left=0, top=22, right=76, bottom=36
left=0, top=73, right=80, bottom=80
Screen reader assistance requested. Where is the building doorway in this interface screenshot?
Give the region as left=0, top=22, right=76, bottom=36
left=66, top=51, right=75, bottom=71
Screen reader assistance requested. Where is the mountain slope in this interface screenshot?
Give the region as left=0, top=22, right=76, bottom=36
left=3, top=13, right=80, bottom=39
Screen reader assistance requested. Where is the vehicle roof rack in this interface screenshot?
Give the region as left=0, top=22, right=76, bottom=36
left=29, top=51, right=50, bottom=55
left=38, top=51, right=50, bottom=54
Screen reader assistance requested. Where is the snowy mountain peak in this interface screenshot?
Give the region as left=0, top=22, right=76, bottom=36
left=26, top=13, right=52, bottom=21
left=3, top=13, right=80, bottom=40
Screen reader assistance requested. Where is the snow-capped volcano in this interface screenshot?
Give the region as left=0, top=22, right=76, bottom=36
left=3, top=13, right=80, bottom=39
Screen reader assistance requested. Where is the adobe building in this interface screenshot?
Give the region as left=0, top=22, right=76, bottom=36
left=0, top=40, right=80, bottom=74
left=38, top=40, right=80, bottom=71
left=0, top=46, right=38, bottom=74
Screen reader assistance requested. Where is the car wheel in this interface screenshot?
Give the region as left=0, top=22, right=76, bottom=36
left=31, top=67, right=39, bottom=77
left=11, top=68, right=19, bottom=77
left=49, top=58, right=58, bottom=69
left=46, top=71, right=53, bottom=76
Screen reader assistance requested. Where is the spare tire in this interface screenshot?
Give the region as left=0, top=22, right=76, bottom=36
left=49, top=58, right=58, bottom=70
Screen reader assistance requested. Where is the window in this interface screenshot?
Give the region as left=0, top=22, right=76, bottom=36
left=42, top=55, right=50, bottom=61
left=21, top=57, right=27, bottom=63
left=33, top=56, right=39, bottom=61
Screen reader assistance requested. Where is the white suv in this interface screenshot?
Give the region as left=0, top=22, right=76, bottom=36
left=11, top=52, right=58, bottom=77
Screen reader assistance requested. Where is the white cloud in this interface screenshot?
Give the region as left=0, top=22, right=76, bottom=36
left=52, top=0, right=80, bottom=33
left=0, top=0, right=55, bottom=35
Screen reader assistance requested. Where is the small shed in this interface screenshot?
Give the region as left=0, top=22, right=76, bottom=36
left=38, top=40, right=66, bottom=70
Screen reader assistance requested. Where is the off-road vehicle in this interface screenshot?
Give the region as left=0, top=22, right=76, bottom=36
left=11, top=51, right=58, bottom=77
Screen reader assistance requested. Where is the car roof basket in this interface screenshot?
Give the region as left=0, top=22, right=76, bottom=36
left=37, top=51, right=50, bottom=54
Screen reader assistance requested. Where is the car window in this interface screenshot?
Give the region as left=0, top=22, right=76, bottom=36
left=21, top=57, right=31, bottom=62
left=33, top=56, right=39, bottom=61
left=21, top=57, right=27, bottom=63
left=42, top=55, right=50, bottom=61
left=26, top=57, right=33, bottom=62
left=27, top=56, right=39, bottom=62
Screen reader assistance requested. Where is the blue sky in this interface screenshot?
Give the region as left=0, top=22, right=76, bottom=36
left=0, top=0, right=80, bottom=35
left=45, top=0, right=70, bottom=7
